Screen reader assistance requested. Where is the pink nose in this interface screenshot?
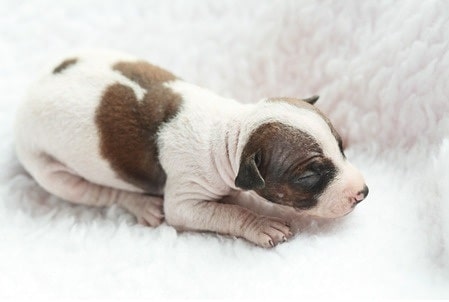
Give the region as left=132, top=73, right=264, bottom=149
left=355, top=185, right=369, bottom=203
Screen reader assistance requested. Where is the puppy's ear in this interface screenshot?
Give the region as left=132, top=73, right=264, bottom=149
left=235, top=152, right=265, bottom=190
left=303, top=95, right=319, bottom=105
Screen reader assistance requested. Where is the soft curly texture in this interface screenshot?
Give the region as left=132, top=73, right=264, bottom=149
left=0, top=0, right=448, bottom=299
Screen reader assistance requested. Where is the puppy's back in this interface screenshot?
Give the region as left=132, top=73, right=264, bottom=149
left=15, top=50, right=182, bottom=194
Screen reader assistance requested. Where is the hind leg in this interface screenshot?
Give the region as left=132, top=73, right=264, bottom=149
left=27, top=153, right=164, bottom=226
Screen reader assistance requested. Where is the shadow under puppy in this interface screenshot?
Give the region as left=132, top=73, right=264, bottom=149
left=15, top=50, right=369, bottom=248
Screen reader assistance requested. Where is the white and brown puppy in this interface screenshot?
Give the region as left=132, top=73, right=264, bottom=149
left=15, top=50, right=368, bottom=248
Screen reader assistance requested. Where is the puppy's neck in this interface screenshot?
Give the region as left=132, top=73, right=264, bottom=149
left=209, top=105, right=255, bottom=191
left=163, top=79, right=253, bottom=192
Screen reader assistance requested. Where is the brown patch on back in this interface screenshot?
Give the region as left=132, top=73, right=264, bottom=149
left=95, top=61, right=182, bottom=193
left=53, top=58, right=78, bottom=74
left=113, top=61, right=177, bottom=84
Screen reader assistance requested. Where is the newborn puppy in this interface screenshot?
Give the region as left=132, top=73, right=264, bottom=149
left=15, top=50, right=368, bottom=248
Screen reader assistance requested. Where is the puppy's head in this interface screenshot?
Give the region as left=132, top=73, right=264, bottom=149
left=235, top=96, right=368, bottom=218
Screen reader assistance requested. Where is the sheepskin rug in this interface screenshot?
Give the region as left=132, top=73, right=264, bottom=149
left=1, top=0, right=448, bottom=299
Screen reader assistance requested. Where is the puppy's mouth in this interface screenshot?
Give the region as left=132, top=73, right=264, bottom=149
left=289, top=196, right=358, bottom=218
left=297, top=203, right=355, bottom=219
left=310, top=211, right=353, bottom=219
left=331, top=205, right=355, bottom=218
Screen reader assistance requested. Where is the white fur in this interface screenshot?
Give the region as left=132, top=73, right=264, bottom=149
left=1, top=0, right=449, bottom=299
left=160, top=81, right=366, bottom=220
left=15, top=51, right=147, bottom=193
left=16, top=50, right=364, bottom=246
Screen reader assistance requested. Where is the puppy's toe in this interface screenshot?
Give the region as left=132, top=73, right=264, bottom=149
left=138, top=214, right=164, bottom=227
left=138, top=198, right=164, bottom=227
left=245, top=216, right=292, bottom=248
left=121, top=196, right=165, bottom=227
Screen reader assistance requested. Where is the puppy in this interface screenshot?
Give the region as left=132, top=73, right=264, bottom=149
left=14, top=50, right=368, bottom=248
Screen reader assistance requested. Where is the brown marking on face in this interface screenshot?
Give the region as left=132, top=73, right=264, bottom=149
left=268, top=97, right=346, bottom=156
left=53, top=58, right=78, bottom=74
left=236, top=122, right=337, bottom=209
left=95, top=61, right=182, bottom=193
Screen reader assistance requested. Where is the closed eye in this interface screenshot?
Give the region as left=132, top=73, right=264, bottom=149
left=293, top=171, right=321, bottom=188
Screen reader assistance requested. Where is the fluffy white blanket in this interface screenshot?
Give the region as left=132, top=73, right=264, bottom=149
left=0, top=0, right=448, bottom=299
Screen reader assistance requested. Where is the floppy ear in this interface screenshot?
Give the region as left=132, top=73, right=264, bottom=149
left=303, top=95, right=319, bottom=105
left=235, top=152, right=265, bottom=190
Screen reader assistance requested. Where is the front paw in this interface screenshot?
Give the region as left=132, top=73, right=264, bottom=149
left=244, top=216, right=293, bottom=248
